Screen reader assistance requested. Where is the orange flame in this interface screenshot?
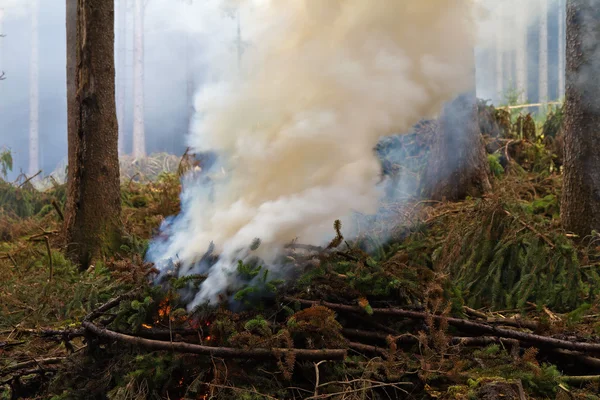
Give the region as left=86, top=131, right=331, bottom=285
left=157, top=298, right=172, bottom=319
left=142, top=324, right=152, bottom=329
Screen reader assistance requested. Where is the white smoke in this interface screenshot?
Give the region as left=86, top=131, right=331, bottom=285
left=148, top=0, right=478, bottom=309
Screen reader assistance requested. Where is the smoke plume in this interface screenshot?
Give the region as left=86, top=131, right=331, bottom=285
left=147, top=0, right=477, bottom=309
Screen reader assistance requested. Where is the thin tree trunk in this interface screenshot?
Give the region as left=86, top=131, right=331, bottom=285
left=64, top=0, right=122, bottom=269
left=185, top=32, right=194, bottom=126
left=495, top=15, right=504, bottom=104
left=561, top=0, right=600, bottom=236
left=506, top=48, right=515, bottom=96
left=539, top=0, right=549, bottom=104
left=515, top=5, right=528, bottom=103
left=28, top=0, right=39, bottom=178
left=420, top=55, right=491, bottom=201
left=132, top=0, right=145, bottom=159
left=0, top=8, right=4, bottom=74
left=116, top=0, right=128, bottom=155
left=558, top=0, right=566, bottom=100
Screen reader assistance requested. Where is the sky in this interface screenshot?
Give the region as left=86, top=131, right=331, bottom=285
left=0, top=0, right=565, bottom=180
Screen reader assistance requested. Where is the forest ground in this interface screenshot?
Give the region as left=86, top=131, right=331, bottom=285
left=2, top=103, right=600, bottom=400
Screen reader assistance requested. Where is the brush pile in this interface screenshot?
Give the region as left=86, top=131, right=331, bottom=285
left=4, top=104, right=600, bottom=399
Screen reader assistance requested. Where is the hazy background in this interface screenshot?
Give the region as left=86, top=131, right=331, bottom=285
left=0, top=0, right=564, bottom=180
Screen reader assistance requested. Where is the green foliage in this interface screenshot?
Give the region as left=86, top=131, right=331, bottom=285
left=244, top=315, right=270, bottom=336
left=541, top=104, right=564, bottom=139
left=111, top=294, right=156, bottom=332
left=488, top=154, right=504, bottom=178
left=522, top=194, right=559, bottom=219
left=107, top=353, right=182, bottom=399
left=232, top=260, right=284, bottom=306
left=0, top=179, right=65, bottom=218
left=0, top=148, right=13, bottom=179
left=566, top=303, right=592, bottom=327
left=449, top=201, right=597, bottom=312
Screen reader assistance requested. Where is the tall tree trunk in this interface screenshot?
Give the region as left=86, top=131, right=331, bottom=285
left=495, top=16, right=504, bottom=104
left=65, top=0, right=122, bottom=268
left=506, top=48, right=515, bottom=96
left=132, top=0, right=145, bottom=159
left=185, top=32, right=194, bottom=127
left=561, top=0, right=600, bottom=236
left=116, top=0, right=128, bottom=155
left=539, top=0, right=549, bottom=104
left=515, top=5, right=528, bottom=103
left=28, top=0, right=39, bottom=178
left=0, top=8, right=4, bottom=75
left=558, top=0, right=566, bottom=100
left=420, top=56, right=491, bottom=202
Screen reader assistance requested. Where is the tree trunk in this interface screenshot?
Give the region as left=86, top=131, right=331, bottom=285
left=539, top=0, right=549, bottom=104
left=495, top=16, right=504, bottom=104
left=560, top=0, right=600, bottom=236
left=28, top=0, right=39, bottom=178
left=132, top=0, right=145, bottom=159
left=64, top=0, right=122, bottom=269
left=116, top=0, right=128, bottom=155
left=558, top=0, right=566, bottom=100
left=185, top=32, right=194, bottom=126
left=0, top=8, right=4, bottom=74
left=420, top=92, right=491, bottom=202
left=515, top=5, right=528, bottom=103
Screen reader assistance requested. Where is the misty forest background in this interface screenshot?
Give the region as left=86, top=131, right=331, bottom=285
left=0, top=0, right=567, bottom=180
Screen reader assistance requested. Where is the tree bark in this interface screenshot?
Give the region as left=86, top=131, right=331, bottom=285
left=420, top=65, right=491, bottom=202
left=64, top=0, right=122, bottom=269
left=116, top=0, right=128, bottom=155
left=132, top=0, right=145, bottom=159
left=558, top=0, right=566, bottom=100
left=561, top=0, right=600, bottom=237
left=28, top=0, right=39, bottom=178
left=539, top=0, right=549, bottom=104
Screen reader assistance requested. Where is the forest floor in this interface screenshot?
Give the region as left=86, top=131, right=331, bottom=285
left=3, top=104, right=600, bottom=400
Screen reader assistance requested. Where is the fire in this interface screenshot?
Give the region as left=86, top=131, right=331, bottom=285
left=141, top=324, right=152, bottom=329
left=157, top=297, right=172, bottom=319
left=205, top=336, right=211, bottom=341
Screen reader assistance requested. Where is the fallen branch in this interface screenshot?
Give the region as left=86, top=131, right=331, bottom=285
left=51, top=200, right=64, bottom=221
left=17, top=327, right=85, bottom=340
left=82, top=321, right=346, bottom=361
left=503, top=210, right=554, bottom=249
left=0, top=341, right=25, bottom=350
left=559, top=375, right=600, bottom=384
left=0, top=357, right=65, bottom=378
left=348, top=341, right=387, bottom=356
left=342, top=329, right=520, bottom=350
left=18, top=170, right=42, bottom=188
left=0, top=253, right=18, bottom=268
left=84, top=291, right=141, bottom=322
left=464, top=307, right=539, bottom=330
left=551, top=349, right=600, bottom=369
left=0, top=368, right=57, bottom=386
left=44, top=236, right=53, bottom=282
left=286, top=297, right=600, bottom=355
